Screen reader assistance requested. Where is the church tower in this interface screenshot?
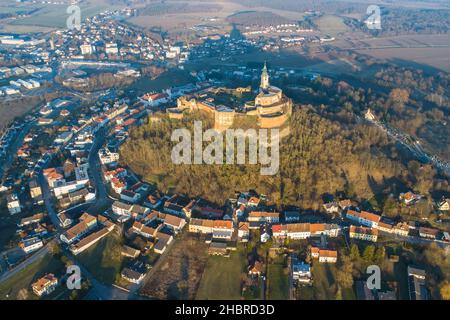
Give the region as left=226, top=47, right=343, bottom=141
left=260, top=61, right=269, bottom=91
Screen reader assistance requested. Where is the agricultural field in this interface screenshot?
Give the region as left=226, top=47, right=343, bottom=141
left=140, top=232, right=209, bottom=300
left=356, top=47, right=450, bottom=73
left=331, top=34, right=450, bottom=72
left=196, top=247, right=248, bottom=300
left=315, top=15, right=352, bottom=37
left=4, top=0, right=121, bottom=30
left=126, top=0, right=305, bottom=34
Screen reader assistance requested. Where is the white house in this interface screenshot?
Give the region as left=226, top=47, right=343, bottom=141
left=346, top=210, right=381, bottom=228
left=32, top=274, right=58, bottom=297
left=7, top=193, right=21, bottom=214
left=20, top=237, right=43, bottom=254
left=292, top=258, right=311, bottom=284
left=112, top=201, right=133, bottom=216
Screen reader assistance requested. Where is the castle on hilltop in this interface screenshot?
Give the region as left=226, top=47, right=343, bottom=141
left=168, top=63, right=292, bottom=132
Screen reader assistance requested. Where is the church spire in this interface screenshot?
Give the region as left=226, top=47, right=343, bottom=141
left=260, top=61, right=269, bottom=90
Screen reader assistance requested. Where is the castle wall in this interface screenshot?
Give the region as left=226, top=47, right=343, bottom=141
left=259, top=113, right=288, bottom=129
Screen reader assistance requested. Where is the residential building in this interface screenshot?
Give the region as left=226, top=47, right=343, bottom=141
left=408, top=266, right=428, bottom=300
left=208, top=242, right=228, bottom=256
left=43, top=168, right=64, bottom=187
left=121, top=245, right=140, bottom=258
left=120, top=190, right=141, bottom=203
left=273, top=223, right=338, bottom=239
left=29, top=177, right=43, bottom=205
left=400, top=192, right=422, bottom=206
left=130, top=204, right=150, bottom=219
left=292, top=257, right=311, bottom=284
left=105, top=43, right=118, bottom=55
left=248, top=261, right=264, bottom=276
left=238, top=222, right=250, bottom=242
left=58, top=212, right=72, bottom=228
left=18, top=213, right=44, bottom=227
left=318, top=249, right=338, bottom=263
left=437, top=198, right=449, bottom=211
left=7, top=193, right=21, bottom=214
left=189, top=218, right=234, bottom=236
left=248, top=211, right=280, bottom=223
left=349, top=225, right=378, bottom=242
left=339, top=199, right=356, bottom=210
left=70, top=227, right=111, bottom=255
left=32, top=274, right=58, bottom=297
left=121, top=267, right=145, bottom=284
left=19, top=237, right=44, bottom=254
left=419, top=227, right=439, bottom=240
left=60, top=213, right=97, bottom=244
left=323, top=202, right=339, bottom=214
left=98, top=147, right=119, bottom=165
left=163, top=194, right=193, bottom=216
left=153, top=232, right=173, bottom=254
left=346, top=210, right=381, bottom=228
left=80, top=43, right=94, bottom=55
left=159, top=213, right=186, bottom=232
left=112, top=201, right=133, bottom=216
left=131, top=221, right=158, bottom=239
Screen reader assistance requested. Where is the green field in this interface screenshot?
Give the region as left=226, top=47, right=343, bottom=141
left=196, top=249, right=247, bottom=300
left=9, top=3, right=120, bottom=29
left=296, top=262, right=356, bottom=300
left=267, top=263, right=289, bottom=300
left=76, top=232, right=125, bottom=285
left=315, top=14, right=351, bottom=36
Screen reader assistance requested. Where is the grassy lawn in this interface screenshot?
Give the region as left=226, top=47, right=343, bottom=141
left=196, top=249, right=247, bottom=300
left=76, top=232, right=124, bottom=285
left=267, top=263, right=289, bottom=300
left=0, top=253, right=65, bottom=300
left=297, top=285, right=314, bottom=300
left=308, top=263, right=337, bottom=300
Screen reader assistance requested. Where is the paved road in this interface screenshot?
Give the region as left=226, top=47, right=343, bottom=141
left=366, top=117, right=450, bottom=176
left=0, top=122, right=33, bottom=178
left=38, top=172, right=63, bottom=234
left=0, top=242, right=51, bottom=285
left=34, top=123, right=129, bottom=299
left=85, top=126, right=113, bottom=215
left=378, top=230, right=450, bottom=249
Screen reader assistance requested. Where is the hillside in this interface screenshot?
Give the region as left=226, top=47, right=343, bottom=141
left=120, top=107, right=436, bottom=210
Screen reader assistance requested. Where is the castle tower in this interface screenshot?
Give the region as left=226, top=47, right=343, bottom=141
left=260, top=61, right=269, bottom=91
